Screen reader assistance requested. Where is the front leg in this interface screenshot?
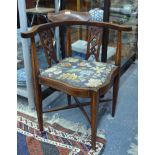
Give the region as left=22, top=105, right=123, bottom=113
left=90, top=92, right=99, bottom=150
left=34, top=83, right=43, bottom=131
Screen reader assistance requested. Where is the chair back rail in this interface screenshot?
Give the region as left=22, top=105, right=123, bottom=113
left=38, top=28, right=57, bottom=67
left=86, top=26, right=103, bottom=61
left=21, top=21, right=132, bottom=74
left=66, top=26, right=72, bottom=57
left=21, top=21, right=131, bottom=38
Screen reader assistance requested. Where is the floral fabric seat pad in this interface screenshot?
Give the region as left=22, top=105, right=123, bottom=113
left=40, top=57, right=117, bottom=88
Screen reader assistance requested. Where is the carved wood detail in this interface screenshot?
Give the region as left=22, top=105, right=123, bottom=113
left=86, top=27, right=103, bottom=61
left=39, top=29, right=57, bottom=67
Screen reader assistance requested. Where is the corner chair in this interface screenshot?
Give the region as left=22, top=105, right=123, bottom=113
left=21, top=20, right=132, bottom=150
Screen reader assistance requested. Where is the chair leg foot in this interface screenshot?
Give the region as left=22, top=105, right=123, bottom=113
left=112, top=75, right=119, bottom=117
left=90, top=93, right=99, bottom=150
left=36, top=105, right=43, bottom=131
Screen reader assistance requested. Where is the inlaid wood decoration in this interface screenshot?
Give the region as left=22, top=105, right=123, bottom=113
left=86, top=27, right=103, bottom=61
left=39, top=29, right=57, bottom=67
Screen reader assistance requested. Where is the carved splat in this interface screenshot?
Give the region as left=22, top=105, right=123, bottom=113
left=39, top=29, right=57, bottom=67
left=86, top=27, right=103, bottom=61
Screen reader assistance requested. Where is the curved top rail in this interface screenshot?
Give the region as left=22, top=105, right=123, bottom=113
left=21, top=20, right=132, bottom=38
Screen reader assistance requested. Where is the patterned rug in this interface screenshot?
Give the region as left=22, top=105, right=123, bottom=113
left=17, top=111, right=106, bottom=155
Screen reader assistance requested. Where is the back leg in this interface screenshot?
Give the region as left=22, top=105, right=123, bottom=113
left=112, top=75, right=120, bottom=117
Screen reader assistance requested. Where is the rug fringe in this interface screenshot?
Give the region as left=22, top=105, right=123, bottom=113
left=17, top=104, right=106, bottom=139
left=48, top=114, right=106, bottom=139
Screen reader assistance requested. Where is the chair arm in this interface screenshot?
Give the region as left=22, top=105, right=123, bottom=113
left=101, top=22, right=132, bottom=32
left=21, top=25, right=41, bottom=38
left=72, top=21, right=132, bottom=32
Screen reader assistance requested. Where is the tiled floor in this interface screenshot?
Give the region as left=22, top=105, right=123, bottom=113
left=17, top=61, right=138, bottom=155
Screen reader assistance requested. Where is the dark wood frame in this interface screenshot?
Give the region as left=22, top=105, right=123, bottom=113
left=21, top=21, right=131, bottom=150
left=101, top=0, right=111, bottom=62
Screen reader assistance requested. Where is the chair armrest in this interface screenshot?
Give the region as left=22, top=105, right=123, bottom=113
left=21, top=25, right=40, bottom=38
left=102, top=22, right=132, bottom=31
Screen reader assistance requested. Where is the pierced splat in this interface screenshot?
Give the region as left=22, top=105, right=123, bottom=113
left=39, top=29, right=57, bottom=67
left=86, top=27, right=103, bottom=61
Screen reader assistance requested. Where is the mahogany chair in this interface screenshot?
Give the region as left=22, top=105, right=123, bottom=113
left=21, top=20, right=132, bottom=150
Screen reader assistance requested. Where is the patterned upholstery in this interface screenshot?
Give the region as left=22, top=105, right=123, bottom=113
left=40, top=57, right=117, bottom=88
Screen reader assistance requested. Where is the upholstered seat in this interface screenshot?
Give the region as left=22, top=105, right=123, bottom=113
left=40, top=57, right=117, bottom=89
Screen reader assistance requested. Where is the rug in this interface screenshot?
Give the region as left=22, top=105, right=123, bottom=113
left=17, top=111, right=106, bottom=155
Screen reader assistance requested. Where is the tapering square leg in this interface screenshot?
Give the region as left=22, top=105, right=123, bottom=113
left=90, top=92, right=99, bottom=150
left=34, top=83, right=43, bottom=131
left=112, top=75, right=120, bottom=117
